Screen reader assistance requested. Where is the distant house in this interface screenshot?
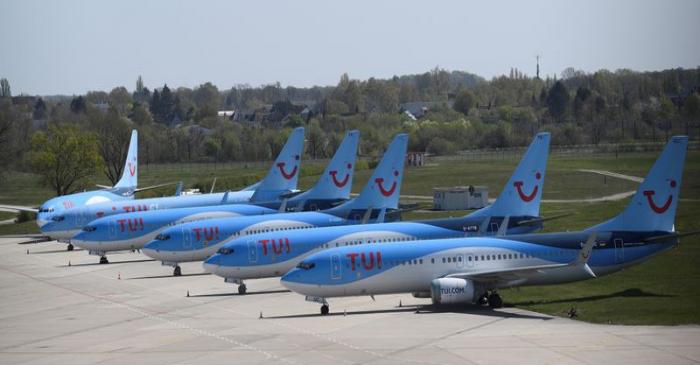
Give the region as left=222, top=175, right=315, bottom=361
left=399, top=102, right=434, bottom=119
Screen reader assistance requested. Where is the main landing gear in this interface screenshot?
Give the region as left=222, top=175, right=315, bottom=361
left=224, top=278, right=247, bottom=295
left=67, top=243, right=74, bottom=251
left=487, top=292, right=503, bottom=308
left=478, top=291, right=503, bottom=308
left=173, top=266, right=182, bottom=277
left=99, top=256, right=109, bottom=264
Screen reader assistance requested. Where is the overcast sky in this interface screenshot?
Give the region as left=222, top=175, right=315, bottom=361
left=1, top=0, right=698, bottom=95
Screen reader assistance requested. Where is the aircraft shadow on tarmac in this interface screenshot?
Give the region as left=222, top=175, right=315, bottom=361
left=506, top=288, right=675, bottom=306
left=267, top=304, right=553, bottom=320
left=128, top=272, right=211, bottom=280
left=57, top=258, right=156, bottom=267
left=190, top=289, right=291, bottom=297
left=31, top=248, right=85, bottom=254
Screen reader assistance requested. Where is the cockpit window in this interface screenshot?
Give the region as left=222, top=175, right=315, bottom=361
left=296, top=262, right=316, bottom=270
left=82, top=226, right=96, bottom=232
left=155, top=234, right=170, bottom=241
left=51, top=215, right=65, bottom=222
left=39, top=207, right=54, bottom=213
left=217, top=247, right=234, bottom=255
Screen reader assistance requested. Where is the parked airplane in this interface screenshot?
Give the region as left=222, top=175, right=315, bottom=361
left=281, top=136, right=689, bottom=315
left=70, top=130, right=360, bottom=268
left=39, top=127, right=305, bottom=248
left=203, top=133, right=551, bottom=293
left=142, top=133, right=409, bottom=281
left=0, top=130, right=153, bottom=230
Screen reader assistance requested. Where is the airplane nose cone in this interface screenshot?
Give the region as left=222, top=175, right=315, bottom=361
left=142, top=241, right=161, bottom=259
left=280, top=269, right=303, bottom=290
left=202, top=254, right=221, bottom=274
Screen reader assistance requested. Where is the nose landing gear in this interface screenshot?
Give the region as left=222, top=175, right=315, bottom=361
left=173, top=266, right=182, bottom=276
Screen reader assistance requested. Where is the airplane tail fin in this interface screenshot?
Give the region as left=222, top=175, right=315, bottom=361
left=334, top=133, right=408, bottom=212
left=588, top=136, right=688, bottom=233
left=113, top=130, right=138, bottom=191
left=251, top=127, right=305, bottom=202
left=294, top=130, right=360, bottom=201
left=470, top=132, right=550, bottom=219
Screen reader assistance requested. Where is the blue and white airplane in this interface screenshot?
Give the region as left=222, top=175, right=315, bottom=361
left=70, top=130, right=360, bottom=268
left=204, top=133, right=551, bottom=293
left=39, top=127, right=306, bottom=244
left=142, top=133, right=409, bottom=282
left=1, top=130, right=146, bottom=231
left=281, top=136, right=689, bottom=315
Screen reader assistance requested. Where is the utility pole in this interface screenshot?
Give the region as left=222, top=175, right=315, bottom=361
left=535, top=55, right=541, bottom=80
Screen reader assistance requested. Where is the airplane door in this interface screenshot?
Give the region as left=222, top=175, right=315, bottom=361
left=247, top=240, right=257, bottom=263
left=182, top=227, right=192, bottom=249
left=331, top=254, right=341, bottom=280
left=614, top=238, right=624, bottom=263
left=108, top=220, right=117, bottom=238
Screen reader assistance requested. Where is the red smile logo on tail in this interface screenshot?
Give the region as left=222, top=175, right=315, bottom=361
left=277, top=155, right=299, bottom=180
left=128, top=156, right=137, bottom=176
left=329, top=163, right=352, bottom=188
left=513, top=171, right=541, bottom=202
left=375, top=170, right=399, bottom=197
left=643, top=180, right=675, bottom=214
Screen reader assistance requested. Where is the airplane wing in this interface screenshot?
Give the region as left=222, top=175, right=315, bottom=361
left=134, top=182, right=179, bottom=193
left=446, top=232, right=597, bottom=283
left=0, top=205, right=39, bottom=213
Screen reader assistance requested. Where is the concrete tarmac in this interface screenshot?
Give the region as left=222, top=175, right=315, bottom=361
left=1, top=236, right=699, bottom=365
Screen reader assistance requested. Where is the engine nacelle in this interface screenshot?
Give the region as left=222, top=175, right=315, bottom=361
left=412, top=292, right=431, bottom=298
left=430, top=278, right=476, bottom=305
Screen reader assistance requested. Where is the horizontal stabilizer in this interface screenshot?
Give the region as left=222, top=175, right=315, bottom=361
left=643, top=230, right=700, bottom=243
left=515, top=211, right=576, bottom=226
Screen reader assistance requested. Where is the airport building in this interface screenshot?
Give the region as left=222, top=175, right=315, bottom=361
left=432, top=185, right=488, bottom=211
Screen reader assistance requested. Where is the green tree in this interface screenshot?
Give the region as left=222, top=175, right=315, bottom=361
left=306, top=119, right=325, bottom=159
left=0, top=78, right=10, bottom=98
left=70, top=96, right=87, bottom=114
left=28, top=125, right=104, bottom=195
left=453, top=90, right=475, bottom=116
left=109, top=86, right=133, bottom=116
left=93, top=111, right=132, bottom=184
left=547, top=81, right=570, bottom=122
left=683, top=93, right=700, bottom=138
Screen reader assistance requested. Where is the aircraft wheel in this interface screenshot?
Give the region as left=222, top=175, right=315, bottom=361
left=238, top=284, right=247, bottom=295
left=173, top=266, right=182, bottom=277
left=320, top=304, right=329, bottom=315
left=488, top=293, right=503, bottom=308
left=99, top=256, right=109, bottom=265
left=478, top=293, right=489, bottom=306
left=67, top=244, right=74, bottom=251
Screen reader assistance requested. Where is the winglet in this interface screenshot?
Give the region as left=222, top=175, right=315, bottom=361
left=575, top=232, right=597, bottom=278
left=496, top=216, right=510, bottom=236
left=175, top=181, right=184, bottom=196
left=221, top=191, right=230, bottom=204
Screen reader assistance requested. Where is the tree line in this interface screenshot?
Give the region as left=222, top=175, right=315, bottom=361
left=0, top=66, right=698, bottom=193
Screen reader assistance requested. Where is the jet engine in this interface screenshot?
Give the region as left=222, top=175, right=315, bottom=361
left=430, top=278, right=476, bottom=305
